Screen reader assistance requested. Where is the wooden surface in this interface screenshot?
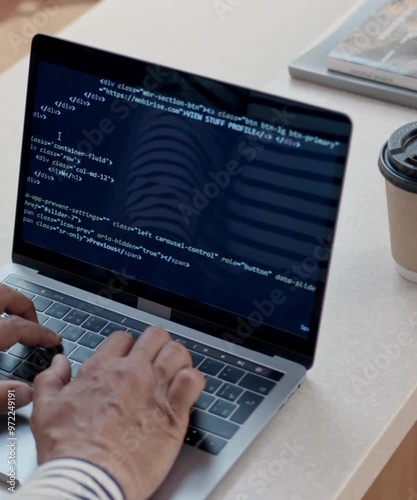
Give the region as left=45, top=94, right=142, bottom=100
left=364, top=421, right=417, bottom=500
left=0, top=1, right=415, bottom=499
left=0, top=0, right=98, bottom=74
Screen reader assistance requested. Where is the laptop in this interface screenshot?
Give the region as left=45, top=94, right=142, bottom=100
left=0, top=34, right=352, bottom=499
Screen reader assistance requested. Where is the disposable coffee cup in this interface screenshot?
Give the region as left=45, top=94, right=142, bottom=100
left=379, top=121, right=417, bottom=283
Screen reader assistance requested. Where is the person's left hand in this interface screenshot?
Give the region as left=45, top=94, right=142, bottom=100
left=0, top=284, right=62, bottom=412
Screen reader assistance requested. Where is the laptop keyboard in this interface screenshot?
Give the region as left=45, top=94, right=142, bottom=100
left=1, top=275, right=284, bottom=455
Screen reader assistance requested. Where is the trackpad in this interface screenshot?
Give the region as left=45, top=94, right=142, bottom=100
left=0, top=403, right=37, bottom=491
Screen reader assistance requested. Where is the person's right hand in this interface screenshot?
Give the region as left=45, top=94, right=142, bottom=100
left=31, top=326, right=205, bottom=500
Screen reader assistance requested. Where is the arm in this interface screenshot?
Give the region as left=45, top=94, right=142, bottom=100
left=13, top=458, right=124, bottom=499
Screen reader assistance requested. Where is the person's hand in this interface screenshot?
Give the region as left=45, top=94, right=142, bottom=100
left=31, top=326, right=206, bottom=500
left=0, top=284, right=62, bottom=412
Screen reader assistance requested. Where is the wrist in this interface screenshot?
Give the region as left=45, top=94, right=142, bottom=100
left=21, top=457, right=127, bottom=500
left=39, top=447, right=144, bottom=500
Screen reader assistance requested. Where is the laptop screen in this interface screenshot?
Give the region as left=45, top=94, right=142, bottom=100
left=15, top=36, right=352, bottom=362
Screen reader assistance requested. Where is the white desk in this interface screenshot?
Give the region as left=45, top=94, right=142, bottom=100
left=1, top=1, right=417, bottom=498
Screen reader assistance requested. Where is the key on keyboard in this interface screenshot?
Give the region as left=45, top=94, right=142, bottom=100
left=44, top=318, right=66, bottom=334
left=190, top=352, right=204, bottom=368
left=27, top=348, right=58, bottom=369
left=239, top=373, right=276, bottom=395
left=199, top=358, right=224, bottom=376
left=17, top=289, right=35, bottom=300
left=78, top=332, right=104, bottom=350
left=9, top=344, right=33, bottom=359
left=184, top=427, right=206, bottom=447
left=36, top=312, right=48, bottom=325
left=209, top=400, right=237, bottom=419
left=194, top=393, right=215, bottom=411
left=33, top=296, right=53, bottom=312
left=217, top=383, right=243, bottom=402
left=71, top=362, right=82, bottom=379
left=61, top=339, right=77, bottom=357
left=61, top=325, right=85, bottom=342
left=218, top=366, right=245, bottom=384
left=203, top=376, right=223, bottom=394
left=230, top=391, right=264, bottom=424
left=3, top=276, right=285, bottom=457
left=63, top=309, right=90, bottom=326
left=198, top=435, right=227, bottom=455
left=189, top=410, right=239, bottom=440
left=69, top=346, right=95, bottom=364
left=127, top=330, right=141, bottom=340
left=82, top=316, right=108, bottom=333
left=100, top=322, right=126, bottom=337
left=0, top=353, right=21, bottom=373
left=14, top=362, right=43, bottom=383
left=45, top=303, right=71, bottom=319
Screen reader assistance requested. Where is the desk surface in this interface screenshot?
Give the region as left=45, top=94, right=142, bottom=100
left=2, top=1, right=417, bottom=499
left=0, top=0, right=98, bottom=73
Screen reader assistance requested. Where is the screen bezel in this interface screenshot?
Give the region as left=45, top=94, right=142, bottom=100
left=13, top=34, right=352, bottom=369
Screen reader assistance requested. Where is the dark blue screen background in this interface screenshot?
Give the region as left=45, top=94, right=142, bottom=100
left=21, top=61, right=350, bottom=339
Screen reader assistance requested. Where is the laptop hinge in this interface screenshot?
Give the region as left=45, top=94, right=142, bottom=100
left=171, top=309, right=313, bottom=369
left=136, top=297, right=171, bottom=320
left=23, top=258, right=171, bottom=320
left=16, top=257, right=312, bottom=369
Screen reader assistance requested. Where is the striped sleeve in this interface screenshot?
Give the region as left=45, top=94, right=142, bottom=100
left=14, top=458, right=125, bottom=500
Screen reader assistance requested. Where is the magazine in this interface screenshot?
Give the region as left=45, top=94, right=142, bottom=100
left=327, top=0, right=417, bottom=91
left=289, top=0, right=417, bottom=109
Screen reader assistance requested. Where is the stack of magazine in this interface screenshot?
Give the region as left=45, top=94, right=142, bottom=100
left=289, top=0, right=417, bottom=108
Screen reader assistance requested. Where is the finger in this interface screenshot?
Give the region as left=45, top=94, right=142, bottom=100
left=0, top=284, right=37, bottom=322
left=0, top=381, right=34, bottom=412
left=95, top=330, right=135, bottom=358
left=167, top=368, right=205, bottom=420
left=129, top=326, right=171, bottom=363
left=33, top=354, right=71, bottom=407
left=0, top=315, right=61, bottom=351
left=152, top=341, right=193, bottom=386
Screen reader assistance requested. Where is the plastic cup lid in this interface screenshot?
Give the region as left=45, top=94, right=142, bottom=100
left=379, top=122, right=417, bottom=193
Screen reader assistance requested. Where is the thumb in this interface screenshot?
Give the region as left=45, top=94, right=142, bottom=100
left=0, top=381, right=34, bottom=412
left=33, top=354, right=71, bottom=406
